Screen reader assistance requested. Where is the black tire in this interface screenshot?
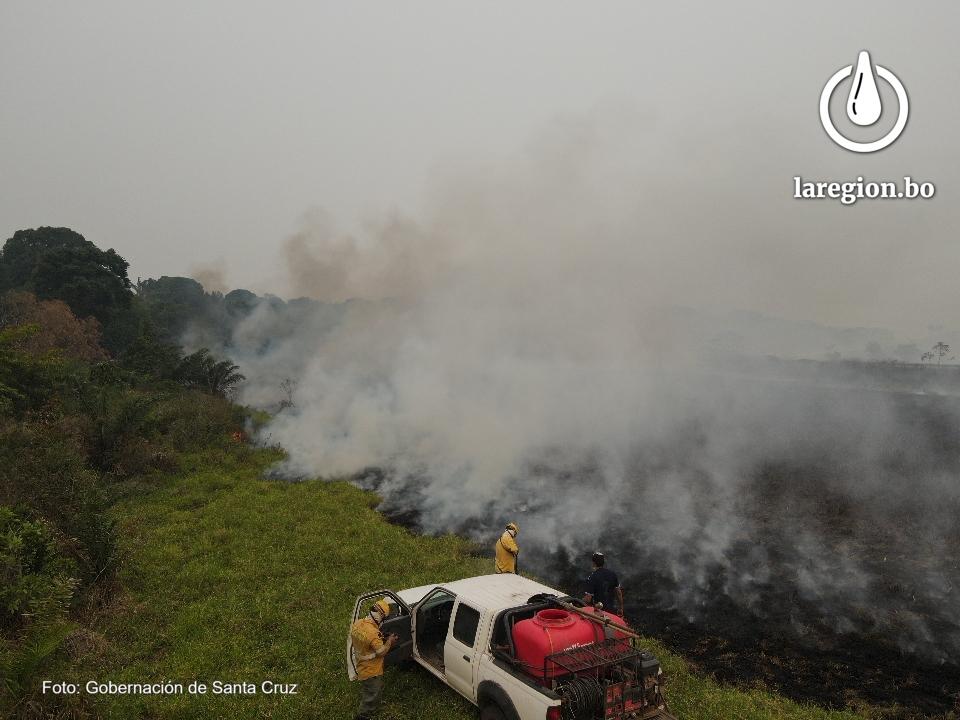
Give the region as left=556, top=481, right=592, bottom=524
left=479, top=703, right=507, bottom=720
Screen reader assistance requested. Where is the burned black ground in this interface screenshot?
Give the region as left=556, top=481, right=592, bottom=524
left=357, top=383, right=960, bottom=718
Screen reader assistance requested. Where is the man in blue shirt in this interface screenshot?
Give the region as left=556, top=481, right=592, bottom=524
left=583, top=552, right=624, bottom=616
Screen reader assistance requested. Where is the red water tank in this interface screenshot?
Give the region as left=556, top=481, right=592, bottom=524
left=513, top=609, right=604, bottom=679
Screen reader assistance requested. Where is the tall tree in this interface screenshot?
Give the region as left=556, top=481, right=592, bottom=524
left=933, top=341, right=951, bottom=366
left=0, top=291, right=108, bottom=362
left=0, top=227, right=132, bottom=325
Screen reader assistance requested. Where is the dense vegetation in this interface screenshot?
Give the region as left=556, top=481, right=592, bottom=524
left=0, top=228, right=250, bottom=717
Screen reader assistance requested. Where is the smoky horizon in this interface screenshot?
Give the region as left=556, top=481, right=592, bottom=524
left=2, top=1, right=959, bottom=342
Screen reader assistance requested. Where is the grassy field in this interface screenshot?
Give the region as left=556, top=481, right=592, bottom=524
left=48, top=444, right=868, bottom=720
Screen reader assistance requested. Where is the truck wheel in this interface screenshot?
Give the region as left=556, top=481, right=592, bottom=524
left=479, top=703, right=507, bottom=720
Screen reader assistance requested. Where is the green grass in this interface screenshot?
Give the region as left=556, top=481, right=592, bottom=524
left=54, top=445, right=866, bottom=720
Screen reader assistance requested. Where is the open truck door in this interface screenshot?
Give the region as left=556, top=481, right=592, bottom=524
left=346, top=590, right=413, bottom=681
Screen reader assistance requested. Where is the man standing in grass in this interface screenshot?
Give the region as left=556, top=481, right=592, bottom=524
left=351, top=598, right=398, bottom=720
left=495, top=522, right=520, bottom=573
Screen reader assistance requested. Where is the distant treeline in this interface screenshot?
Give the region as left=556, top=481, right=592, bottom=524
left=715, top=353, right=960, bottom=395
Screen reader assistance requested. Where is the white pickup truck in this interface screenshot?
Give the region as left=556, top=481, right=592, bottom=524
left=348, top=573, right=674, bottom=720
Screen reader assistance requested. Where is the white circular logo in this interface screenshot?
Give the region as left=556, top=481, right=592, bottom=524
left=819, top=51, right=908, bottom=153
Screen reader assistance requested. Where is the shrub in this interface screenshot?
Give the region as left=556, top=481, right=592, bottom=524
left=152, top=389, right=246, bottom=450
left=0, top=507, right=78, bottom=632
left=110, top=435, right=178, bottom=479
left=0, top=327, right=65, bottom=415
left=1, top=621, right=78, bottom=718
left=76, top=384, right=156, bottom=473
left=0, top=420, right=116, bottom=584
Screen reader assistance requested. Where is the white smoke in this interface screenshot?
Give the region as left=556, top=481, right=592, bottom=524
left=210, top=113, right=959, bottom=661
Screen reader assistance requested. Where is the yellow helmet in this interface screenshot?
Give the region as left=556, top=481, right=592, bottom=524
left=370, top=598, right=391, bottom=622
left=506, top=522, right=519, bottom=533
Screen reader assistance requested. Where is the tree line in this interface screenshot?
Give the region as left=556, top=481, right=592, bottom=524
left=0, top=227, right=255, bottom=715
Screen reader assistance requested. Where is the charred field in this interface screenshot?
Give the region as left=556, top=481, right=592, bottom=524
left=549, top=457, right=960, bottom=717
left=358, top=380, right=960, bottom=718
left=548, top=387, right=960, bottom=717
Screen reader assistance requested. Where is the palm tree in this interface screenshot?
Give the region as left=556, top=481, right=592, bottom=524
left=933, top=341, right=951, bottom=366
left=174, top=348, right=245, bottom=397
left=206, top=356, right=245, bottom=396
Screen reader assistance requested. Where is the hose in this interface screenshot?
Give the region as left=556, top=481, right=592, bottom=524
left=558, top=677, right=604, bottom=720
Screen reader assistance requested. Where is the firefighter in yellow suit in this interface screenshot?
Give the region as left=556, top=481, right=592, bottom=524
left=350, top=598, right=398, bottom=720
left=495, top=522, right=520, bottom=573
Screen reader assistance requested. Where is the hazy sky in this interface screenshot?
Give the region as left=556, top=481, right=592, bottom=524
left=2, top=1, right=958, bottom=334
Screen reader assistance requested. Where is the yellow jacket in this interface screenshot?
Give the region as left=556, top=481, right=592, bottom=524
left=350, top=617, right=386, bottom=680
left=495, top=530, right=519, bottom=573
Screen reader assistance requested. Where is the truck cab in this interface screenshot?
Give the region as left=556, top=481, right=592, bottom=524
left=348, top=574, right=674, bottom=720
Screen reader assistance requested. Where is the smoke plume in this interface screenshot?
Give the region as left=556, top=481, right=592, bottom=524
left=208, top=115, right=959, bottom=664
